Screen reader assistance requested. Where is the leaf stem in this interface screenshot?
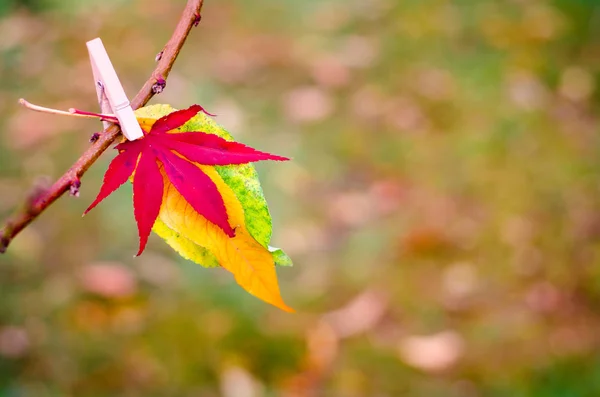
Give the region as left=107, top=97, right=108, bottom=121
left=69, top=108, right=119, bottom=123
left=19, top=98, right=119, bottom=122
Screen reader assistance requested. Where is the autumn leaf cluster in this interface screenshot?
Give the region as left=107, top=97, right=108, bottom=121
left=85, top=104, right=293, bottom=312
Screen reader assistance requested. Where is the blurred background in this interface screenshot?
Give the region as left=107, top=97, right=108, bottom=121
left=1, top=0, right=600, bottom=395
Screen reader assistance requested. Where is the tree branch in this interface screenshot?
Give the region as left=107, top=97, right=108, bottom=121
left=0, top=0, right=204, bottom=253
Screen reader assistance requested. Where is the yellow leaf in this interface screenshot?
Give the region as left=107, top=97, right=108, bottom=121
left=157, top=163, right=294, bottom=312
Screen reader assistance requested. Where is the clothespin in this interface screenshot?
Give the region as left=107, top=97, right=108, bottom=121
left=86, top=38, right=143, bottom=141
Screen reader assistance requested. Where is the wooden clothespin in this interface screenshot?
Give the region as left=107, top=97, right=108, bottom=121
left=86, top=38, right=143, bottom=141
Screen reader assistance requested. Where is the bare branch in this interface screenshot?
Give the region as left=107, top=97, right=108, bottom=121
left=0, top=0, right=204, bottom=253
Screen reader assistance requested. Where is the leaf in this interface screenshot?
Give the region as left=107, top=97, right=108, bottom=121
left=86, top=104, right=294, bottom=310
left=84, top=147, right=140, bottom=215
left=159, top=163, right=293, bottom=312
left=88, top=104, right=285, bottom=255
left=158, top=149, right=235, bottom=237
left=151, top=105, right=203, bottom=133
left=156, top=133, right=288, bottom=165
left=152, top=219, right=220, bottom=267
left=132, top=150, right=164, bottom=256
left=135, top=105, right=293, bottom=266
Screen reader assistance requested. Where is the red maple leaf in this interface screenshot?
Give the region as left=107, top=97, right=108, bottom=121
left=84, top=105, right=288, bottom=256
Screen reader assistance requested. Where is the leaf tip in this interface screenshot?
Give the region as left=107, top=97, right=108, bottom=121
left=135, top=236, right=149, bottom=257
left=82, top=204, right=95, bottom=216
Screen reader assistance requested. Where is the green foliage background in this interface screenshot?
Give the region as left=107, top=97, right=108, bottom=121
left=1, top=0, right=600, bottom=395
